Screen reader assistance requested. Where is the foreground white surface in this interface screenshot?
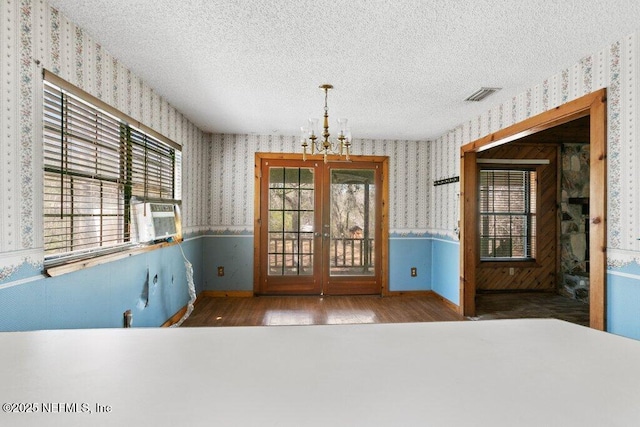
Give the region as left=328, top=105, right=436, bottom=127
left=1, top=319, right=639, bottom=426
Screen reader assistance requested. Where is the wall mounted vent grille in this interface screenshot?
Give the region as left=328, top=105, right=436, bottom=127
left=465, top=87, right=501, bottom=102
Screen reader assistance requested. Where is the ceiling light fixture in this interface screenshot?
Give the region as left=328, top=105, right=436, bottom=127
left=301, top=84, right=351, bottom=163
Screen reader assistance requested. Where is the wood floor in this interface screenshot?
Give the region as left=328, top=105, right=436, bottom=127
left=180, top=294, right=465, bottom=327
left=179, top=292, right=590, bottom=328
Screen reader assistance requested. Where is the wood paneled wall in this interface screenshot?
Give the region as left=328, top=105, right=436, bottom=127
left=476, top=143, right=558, bottom=291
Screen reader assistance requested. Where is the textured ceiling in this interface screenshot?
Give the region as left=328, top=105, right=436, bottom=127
left=48, top=0, right=640, bottom=141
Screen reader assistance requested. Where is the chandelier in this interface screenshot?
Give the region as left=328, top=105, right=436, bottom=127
left=301, top=84, right=351, bottom=163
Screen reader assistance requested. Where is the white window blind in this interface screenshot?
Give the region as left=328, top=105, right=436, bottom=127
left=479, top=169, right=536, bottom=260
left=43, top=77, right=180, bottom=266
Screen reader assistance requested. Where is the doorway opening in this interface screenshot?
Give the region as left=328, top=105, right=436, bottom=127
left=460, top=89, right=606, bottom=330
left=254, top=153, right=389, bottom=296
left=472, top=117, right=591, bottom=326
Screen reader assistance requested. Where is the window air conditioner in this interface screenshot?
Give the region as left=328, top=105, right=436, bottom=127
left=132, top=200, right=181, bottom=243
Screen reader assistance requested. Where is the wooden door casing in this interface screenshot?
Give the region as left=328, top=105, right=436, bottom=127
left=459, top=89, right=607, bottom=331
left=254, top=153, right=389, bottom=296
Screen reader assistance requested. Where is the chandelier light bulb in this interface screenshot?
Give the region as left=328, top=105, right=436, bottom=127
left=300, top=126, right=309, bottom=142
left=337, top=118, right=348, bottom=135
left=308, top=118, right=319, bottom=136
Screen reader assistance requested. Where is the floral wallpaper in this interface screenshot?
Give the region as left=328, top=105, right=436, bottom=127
left=208, top=134, right=431, bottom=236
left=429, top=33, right=640, bottom=267
left=3, top=0, right=640, bottom=286
left=0, top=0, right=210, bottom=284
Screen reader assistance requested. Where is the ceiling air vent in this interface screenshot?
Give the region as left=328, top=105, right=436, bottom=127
left=465, top=87, right=501, bottom=102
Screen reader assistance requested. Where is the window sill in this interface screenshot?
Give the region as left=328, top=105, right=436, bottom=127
left=479, top=259, right=540, bottom=268
left=44, top=239, right=182, bottom=278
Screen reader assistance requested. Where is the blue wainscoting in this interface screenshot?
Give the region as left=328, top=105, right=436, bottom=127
left=199, top=234, right=460, bottom=296
left=430, top=237, right=460, bottom=306
left=202, top=234, right=436, bottom=293
left=202, top=235, right=254, bottom=292
left=8, top=231, right=638, bottom=340
left=0, top=239, right=202, bottom=331
left=607, top=262, right=640, bottom=340
left=389, top=237, right=432, bottom=292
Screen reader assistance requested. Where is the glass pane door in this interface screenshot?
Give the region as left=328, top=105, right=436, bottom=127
left=268, top=167, right=315, bottom=276
left=329, top=169, right=375, bottom=276
left=257, top=156, right=383, bottom=296
left=259, top=159, right=322, bottom=295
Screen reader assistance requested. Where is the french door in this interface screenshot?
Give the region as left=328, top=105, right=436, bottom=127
left=254, top=154, right=387, bottom=295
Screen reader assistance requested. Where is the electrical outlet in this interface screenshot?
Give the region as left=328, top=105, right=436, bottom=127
left=217, top=266, right=224, bottom=276
left=509, top=267, right=515, bottom=276
left=411, top=267, right=417, bottom=277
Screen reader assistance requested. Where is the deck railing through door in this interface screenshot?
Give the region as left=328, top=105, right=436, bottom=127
left=268, top=237, right=374, bottom=272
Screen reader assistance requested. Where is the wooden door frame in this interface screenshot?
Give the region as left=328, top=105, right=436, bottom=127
left=459, top=89, right=607, bottom=330
left=254, top=152, right=389, bottom=295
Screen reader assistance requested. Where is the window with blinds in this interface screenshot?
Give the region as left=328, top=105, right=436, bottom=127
left=43, top=78, right=181, bottom=266
left=479, top=169, right=536, bottom=260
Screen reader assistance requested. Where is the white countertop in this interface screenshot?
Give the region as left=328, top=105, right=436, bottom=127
left=0, top=319, right=639, bottom=426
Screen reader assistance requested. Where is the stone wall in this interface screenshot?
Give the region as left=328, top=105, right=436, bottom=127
left=559, top=143, right=590, bottom=303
